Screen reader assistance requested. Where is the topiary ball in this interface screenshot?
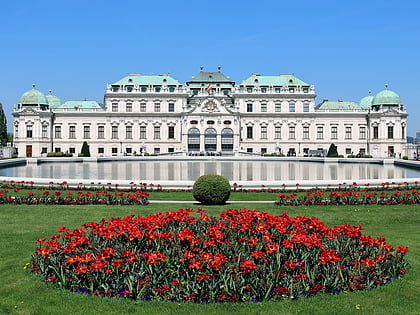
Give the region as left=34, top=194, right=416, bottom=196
left=192, top=174, right=231, bottom=205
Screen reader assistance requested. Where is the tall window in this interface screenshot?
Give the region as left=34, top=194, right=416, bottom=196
left=15, top=125, right=19, bottom=138
left=303, top=103, right=309, bottom=112
left=289, top=103, right=295, bottom=112
left=126, top=102, right=132, bottom=112
left=126, top=126, right=133, bottom=139
left=261, top=103, right=267, bottom=112
left=401, top=125, right=405, bottom=139
left=247, top=103, right=253, bottom=112
left=98, top=126, right=104, bottom=139
left=168, top=103, right=175, bottom=112
left=188, top=128, right=200, bottom=151
left=140, top=102, right=146, bottom=112
left=345, top=126, right=352, bottom=140
left=331, top=126, right=338, bottom=140
left=247, top=126, right=253, bottom=139
left=359, top=126, right=366, bottom=139
left=27, top=125, right=33, bottom=138
left=221, top=128, right=233, bottom=151
left=275, top=103, right=281, bottom=112
left=303, top=126, right=309, bottom=139
left=69, top=126, right=76, bottom=139
left=154, top=103, right=161, bottom=112
left=317, top=126, right=323, bottom=139
left=54, top=126, right=61, bottom=138
left=154, top=126, right=160, bottom=139
left=112, top=103, right=118, bottom=112
left=275, top=126, right=281, bottom=139
left=139, top=126, right=146, bottom=139
left=289, top=126, right=295, bottom=139
left=261, top=126, right=267, bottom=139
left=373, top=126, right=379, bottom=139
left=111, top=126, right=118, bottom=139
left=168, top=126, right=175, bottom=139
left=42, top=125, right=48, bottom=138
left=83, top=125, right=90, bottom=139
left=388, top=126, right=394, bottom=139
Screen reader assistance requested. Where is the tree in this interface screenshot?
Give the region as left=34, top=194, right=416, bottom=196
left=0, top=103, right=8, bottom=146
left=327, top=143, right=338, bottom=157
left=80, top=141, right=91, bottom=157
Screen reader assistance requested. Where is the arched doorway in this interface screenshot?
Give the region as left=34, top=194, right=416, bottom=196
left=188, top=128, right=200, bottom=151
left=221, top=128, right=233, bottom=151
left=204, top=128, right=217, bottom=152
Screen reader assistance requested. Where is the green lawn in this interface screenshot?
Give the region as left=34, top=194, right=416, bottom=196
left=0, top=202, right=419, bottom=314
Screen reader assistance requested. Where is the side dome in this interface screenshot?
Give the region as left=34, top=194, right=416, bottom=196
left=359, top=91, right=374, bottom=109
left=19, top=85, right=48, bottom=105
left=45, top=90, right=62, bottom=107
left=372, top=86, right=402, bottom=105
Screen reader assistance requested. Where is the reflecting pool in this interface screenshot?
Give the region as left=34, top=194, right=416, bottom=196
left=1, top=160, right=420, bottom=181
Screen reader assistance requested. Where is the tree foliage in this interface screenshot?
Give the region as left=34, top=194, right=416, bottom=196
left=0, top=104, right=8, bottom=145
left=327, top=143, right=338, bottom=157
left=80, top=141, right=90, bottom=157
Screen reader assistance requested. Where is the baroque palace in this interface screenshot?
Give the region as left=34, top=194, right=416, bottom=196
left=13, top=69, right=407, bottom=158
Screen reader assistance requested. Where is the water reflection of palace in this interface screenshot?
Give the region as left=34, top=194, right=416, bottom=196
left=10, top=161, right=412, bottom=182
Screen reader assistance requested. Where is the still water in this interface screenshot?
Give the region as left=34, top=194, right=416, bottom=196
left=1, top=161, right=420, bottom=181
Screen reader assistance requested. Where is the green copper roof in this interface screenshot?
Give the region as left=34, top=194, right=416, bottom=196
left=239, top=74, right=309, bottom=86
left=372, top=87, right=402, bottom=105
left=55, top=100, right=103, bottom=109
left=112, top=74, right=181, bottom=86
left=359, top=92, right=374, bottom=109
left=19, top=86, right=49, bottom=105
left=187, top=71, right=234, bottom=84
left=46, top=91, right=62, bottom=107
left=316, top=100, right=363, bottom=110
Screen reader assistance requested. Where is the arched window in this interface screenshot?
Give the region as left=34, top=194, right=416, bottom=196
left=188, top=128, right=200, bottom=151
left=204, top=128, right=217, bottom=152
left=221, top=128, right=233, bottom=151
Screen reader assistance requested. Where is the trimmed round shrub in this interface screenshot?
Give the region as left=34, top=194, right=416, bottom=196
left=192, top=174, right=231, bottom=205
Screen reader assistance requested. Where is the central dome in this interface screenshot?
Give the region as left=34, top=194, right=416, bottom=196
left=372, top=88, right=402, bottom=105
left=19, top=86, right=48, bottom=105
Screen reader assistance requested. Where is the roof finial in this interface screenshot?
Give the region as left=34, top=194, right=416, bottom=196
left=32, top=83, right=36, bottom=89
left=200, top=65, right=204, bottom=71
left=218, top=65, right=221, bottom=71
left=368, top=90, right=371, bottom=95
left=49, top=89, right=52, bottom=95
left=385, top=83, right=389, bottom=89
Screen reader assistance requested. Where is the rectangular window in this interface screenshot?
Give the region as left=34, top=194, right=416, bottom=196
left=168, top=103, right=175, bottom=112
left=246, top=126, right=253, bottom=139
left=83, top=125, right=90, bottom=139
left=126, top=125, right=133, bottom=139
left=55, top=147, right=61, bottom=153
left=41, top=147, right=48, bottom=154
left=42, top=125, right=48, bottom=138
left=55, top=126, right=61, bottom=139
left=275, top=87, right=281, bottom=93
left=275, top=103, right=281, bottom=112
left=317, top=126, right=324, bottom=139
left=140, top=102, right=146, bottom=112
left=126, top=103, right=132, bottom=112
left=15, top=126, right=19, bottom=138
left=168, top=126, right=175, bottom=139
left=112, top=147, right=118, bottom=155
left=98, top=147, right=104, bottom=154
left=69, top=148, right=75, bottom=154
left=303, top=126, right=309, bottom=139
left=402, top=126, right=405, bottom=139
left=345, top=126, right=352, bottom=140
left=246, top=148, right=253, bottom=153
left=261, top=126, right=267, bottom=139
left=112, top=103, right=118, bottom=112
left=289, top=126, right=295, bottom=139
left=303, top=103, right=309, bottom=112
left=98, top=126, right=104, bottom=139
left=261, top=87, right=267, bottom=93
left=154, top=103, right=160, bottom=112
left=274, top=126, right=281, bottom=139
left=69, top=126, right=76, bottom=139
left=247, top=103, right=253, bottom=112
left=26, top=125, right=33, bottom=138
left=111, top=126, right=118, bottom=139
left=261, top=103, right=267, bottom=112
left=346, top=148, right=352, bottom=155
left=139, top=126, right=146, bottom=139
left=331, top=126, right=338, bottom=140
left=154, top=126, right=160, bottom=139
left=373, top=126, right=378, bottom=139
left=359, top=126, right=366, bottom=139
left=154, top=147, right=160, bottom=154
left=289, top=103, right=295, bottom=112
left=388, top=126, right=394, bottom=139
left=168, top=147, right=174, bottom=153
left=126, top=147, right=132, bottom=154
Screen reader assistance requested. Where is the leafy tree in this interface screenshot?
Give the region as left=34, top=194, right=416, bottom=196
left=80, top=141, right=90, bottom=157
left=327, top=143, right=338, bottom=157
left=0, top=103, right=8, bottom=145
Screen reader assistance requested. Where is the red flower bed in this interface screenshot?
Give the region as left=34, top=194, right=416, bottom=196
left=31, top=208, right=409, bottom=302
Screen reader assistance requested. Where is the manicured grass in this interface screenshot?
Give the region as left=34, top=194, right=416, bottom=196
left=0, top=203, right=419, bottom=314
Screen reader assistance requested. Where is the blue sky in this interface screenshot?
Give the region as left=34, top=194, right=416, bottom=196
left=1, top=0, right=419, bottom=135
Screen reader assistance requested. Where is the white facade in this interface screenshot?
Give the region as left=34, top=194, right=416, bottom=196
left=12, top=71, right=408, bottom=158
